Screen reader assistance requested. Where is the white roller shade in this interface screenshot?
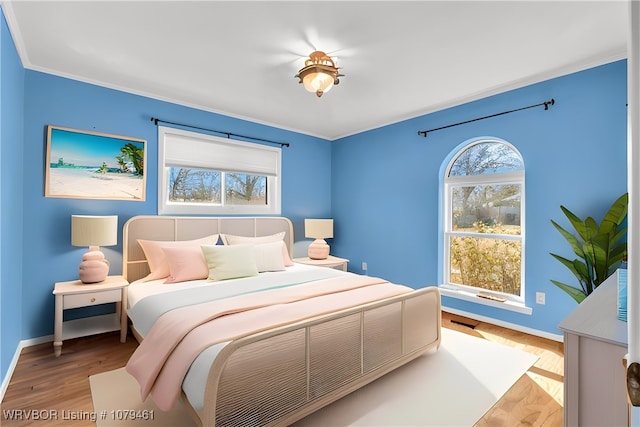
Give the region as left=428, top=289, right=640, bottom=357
left=162, top=127, right=280, bottom=176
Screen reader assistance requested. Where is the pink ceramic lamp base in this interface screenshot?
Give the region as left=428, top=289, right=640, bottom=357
left=79, top=246, right=110, bottom=284
left=308, top=239, right=330, bottom=260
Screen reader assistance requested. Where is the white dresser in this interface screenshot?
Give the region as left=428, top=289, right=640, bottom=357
left=558, top=270, right=628, bottom=427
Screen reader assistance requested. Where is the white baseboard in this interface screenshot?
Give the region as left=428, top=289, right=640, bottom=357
left=0, top=335, right=53, bottom=401
left=442, top=306, right=564, bottom=342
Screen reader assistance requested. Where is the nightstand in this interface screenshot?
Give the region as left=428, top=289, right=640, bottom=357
left=294, top=255, right=349, bottom=271
left=53, top=275, right=129, bottom=357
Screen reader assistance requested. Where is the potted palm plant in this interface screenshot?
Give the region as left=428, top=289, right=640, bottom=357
left=550, top=193, right=628, bottom=303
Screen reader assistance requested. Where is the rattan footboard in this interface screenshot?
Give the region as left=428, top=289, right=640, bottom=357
left=183, top=286, right=441, bottom=427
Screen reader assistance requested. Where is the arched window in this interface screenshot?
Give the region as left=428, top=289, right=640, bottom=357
left=443, top=139, right=525, bottom=302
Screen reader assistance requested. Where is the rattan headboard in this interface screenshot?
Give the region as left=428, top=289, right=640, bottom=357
left=122, top=216, right=294, bottom=283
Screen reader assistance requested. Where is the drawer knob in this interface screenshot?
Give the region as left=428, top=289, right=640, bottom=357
left=90, top=297, right=96, bottom=303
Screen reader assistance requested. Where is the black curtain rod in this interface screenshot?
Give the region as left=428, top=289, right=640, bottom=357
left=417, top=98, right=555, bottom=138
left=150, top=117, right=290, bottom=148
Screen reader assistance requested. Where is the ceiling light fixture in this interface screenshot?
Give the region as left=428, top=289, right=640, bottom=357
left=295, top=51, right=343, bottom=98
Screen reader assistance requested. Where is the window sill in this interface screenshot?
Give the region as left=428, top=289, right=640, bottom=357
left=438, top=285, right=533, bottom=315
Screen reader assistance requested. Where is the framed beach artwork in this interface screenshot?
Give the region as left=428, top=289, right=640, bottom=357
left=45, top=125, right=146, bottom=201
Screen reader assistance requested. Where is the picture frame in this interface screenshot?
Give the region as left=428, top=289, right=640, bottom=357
left=45, top=125, right=147, bottom=201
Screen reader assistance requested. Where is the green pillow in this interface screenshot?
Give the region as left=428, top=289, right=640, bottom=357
left=201, top=244, right=259, bottom=281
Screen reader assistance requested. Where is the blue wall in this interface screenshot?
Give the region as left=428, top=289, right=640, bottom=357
left=331, top=60, right=627, bottom=336
left=0, top=7, right=25, bottom=384
left=21, top=71, right=332, bottom=339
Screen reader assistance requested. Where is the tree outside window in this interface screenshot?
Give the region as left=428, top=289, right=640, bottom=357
left=168, top=168, right=267, bottom=206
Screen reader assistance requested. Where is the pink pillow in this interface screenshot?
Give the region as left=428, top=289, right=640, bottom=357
left=137, top=234, right=218, bottom=281
left=162, top=246, right=209, bottom=283
left=280, top=241, right=294, bottom=267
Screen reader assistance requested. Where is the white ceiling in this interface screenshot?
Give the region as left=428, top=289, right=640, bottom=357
left=2, top=1, right=629, bottom=140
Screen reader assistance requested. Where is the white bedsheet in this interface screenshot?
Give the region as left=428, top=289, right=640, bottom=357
left=127, top=263, right=331, bottom=309
left=127, top=263, right=353, bottom=411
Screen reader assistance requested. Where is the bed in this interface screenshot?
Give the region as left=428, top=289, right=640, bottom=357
left=122, top=215, right=441, bottom=427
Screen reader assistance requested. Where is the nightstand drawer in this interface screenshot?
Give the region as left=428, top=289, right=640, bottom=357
left=63, top=289, right=121, bottom=309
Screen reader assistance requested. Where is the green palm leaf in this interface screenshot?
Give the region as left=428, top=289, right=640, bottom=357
left=550, top=280, right=587, bottom=304
left=551, top=220, right=585, bottom=259
left=550, top=193, right=628, bottom=303
left=602, top=193, right=629, bottom=232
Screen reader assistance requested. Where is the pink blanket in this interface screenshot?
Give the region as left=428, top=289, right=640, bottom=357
left=126, top=274, right=411, bottom=411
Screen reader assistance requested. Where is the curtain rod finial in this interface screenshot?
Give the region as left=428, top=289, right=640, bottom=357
left=544, top=99, right=555, bottom=110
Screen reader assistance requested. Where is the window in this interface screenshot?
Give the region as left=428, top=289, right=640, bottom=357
left=443, top=139, right=524, bottom=303
left=158, top=126, right=281, bottom=215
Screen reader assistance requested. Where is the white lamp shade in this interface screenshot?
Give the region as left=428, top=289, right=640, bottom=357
left=71, top=215, right=118, bottom=247
left=305, top=219, right=334, bottom=239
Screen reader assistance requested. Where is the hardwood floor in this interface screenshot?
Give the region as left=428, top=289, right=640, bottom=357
left=1, top=333, right=138, bottom=427
left=443, top=313, right=564, bottom=427
left=1, top=313, right=564, bottom=426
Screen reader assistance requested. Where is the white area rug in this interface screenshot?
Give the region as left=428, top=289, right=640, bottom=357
left=90, top=328, right=537, bottom=427
left=90, top=369, right=195, bottom=427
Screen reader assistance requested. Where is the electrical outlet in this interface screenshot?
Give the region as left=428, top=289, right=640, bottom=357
left=536, top=292, right=546, bottom=305
left=362, top=262, right=368, bottom=271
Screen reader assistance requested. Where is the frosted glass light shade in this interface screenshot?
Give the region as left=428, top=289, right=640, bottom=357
left=302, top=72, right=335, bottom=95
left=71, top=215, right=118, bottom=247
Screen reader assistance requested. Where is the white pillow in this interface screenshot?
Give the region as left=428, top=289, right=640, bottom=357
left=253, top=241, right=286, bottom=272
left=221, top=232, right=286, bottom=245
left=221, top=232, right=293, bottom=266
left=201, top=244, right=259, bottom=281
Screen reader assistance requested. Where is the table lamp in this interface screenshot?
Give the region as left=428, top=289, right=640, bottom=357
left=305, top=219, right=333, bottom=260
left=71, top=215, right=118, bottom=284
